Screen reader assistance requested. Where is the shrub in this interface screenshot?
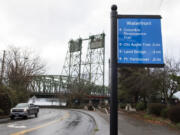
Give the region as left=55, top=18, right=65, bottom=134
left=147, top=103, right=166, bottom=116
left=0, top=92, right=12, bottom=115
left=160, top=108, right=169, bottom=118
left=0, top=108, right=4, bottom=115
left=119, top=103, right=126, bottom=109
left=88, top=105, right=94, bottom=110
left=176, top=123, right=180, bottom=129
left=0, top=85, right=16, bottom=115
left=136, top=102, right=146, bottom=111
left=168, top=105, right=180, bottom=123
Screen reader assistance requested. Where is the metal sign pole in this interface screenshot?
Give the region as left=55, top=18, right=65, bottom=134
left=110, top=5, right=118, bottom=135
left=110, top=4, right=164, bottom=135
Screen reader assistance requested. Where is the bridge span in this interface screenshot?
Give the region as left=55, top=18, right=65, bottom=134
left=29, top=75, right=109, bottom=103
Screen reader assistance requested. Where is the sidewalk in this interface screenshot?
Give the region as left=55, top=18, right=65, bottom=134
left=96, top=109, right=180, bottom=135
left=96, top=109, right=123, bottom=135
left=118, top=110, right=180, bottom=135
left=79, top=110, right=110, bottom=135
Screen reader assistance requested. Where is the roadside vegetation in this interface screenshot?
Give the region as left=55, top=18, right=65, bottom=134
left=0, top=46, right=45, bottom=116
left=65, top=79, right=106, bottom=110
left=118, top=57, right=180, bottom=125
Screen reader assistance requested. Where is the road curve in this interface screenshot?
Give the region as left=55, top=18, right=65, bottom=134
left=0, top=109, right=97, bottom=135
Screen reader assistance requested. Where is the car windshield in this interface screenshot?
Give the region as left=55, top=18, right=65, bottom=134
left=15, top=103, right=28, bottom=108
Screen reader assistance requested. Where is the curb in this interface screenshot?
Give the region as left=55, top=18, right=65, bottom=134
left=70, top=109, right=98, bottom=135
left=0, top=118, right=10, bottom=123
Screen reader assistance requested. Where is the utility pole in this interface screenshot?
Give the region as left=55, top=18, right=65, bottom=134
left=0, top=50, right=6, bottom=84
left=78, top=39, right=82, bottom=83
left=102, top=33, right=105, bottom=95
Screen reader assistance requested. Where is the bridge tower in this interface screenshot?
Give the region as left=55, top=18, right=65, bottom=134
left=82, top=33, right=105, bottom=95
left=61, top=33, right=106, bottom=95
left=61, top=38, right=82, bottom=84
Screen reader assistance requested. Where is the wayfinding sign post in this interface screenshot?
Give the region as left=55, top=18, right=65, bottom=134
left=110, top=5, right=164, bottom=135
left=117, top=16, right=164, bottom=67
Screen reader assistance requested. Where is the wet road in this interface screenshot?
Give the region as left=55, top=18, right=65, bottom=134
left=96, top=110, right=180, bottom=135
left=118, top=111, right=180, bottom=135
left=0, top=109, right=96, bottom=135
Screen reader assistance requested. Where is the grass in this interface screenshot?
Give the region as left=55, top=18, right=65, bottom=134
left=143, top=113, right=180, bottom=130
left=94, top=128, right=99, bottom=132
left=143, top=114, right=164, bottom=121
left=143, top=114, right=153, bottom=120
left=176, top=123, right=180, bottom=129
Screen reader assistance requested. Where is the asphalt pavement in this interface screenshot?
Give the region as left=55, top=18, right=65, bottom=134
left=97, top=109, right=180, bottom=135
left=0, top=109, right=101, bottom=135
left=1, top=108, right=179, bottom=135
left=117, top=111, right=180, bottom=135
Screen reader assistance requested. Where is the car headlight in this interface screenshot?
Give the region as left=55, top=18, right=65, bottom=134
left=24, top=108, right=27, bottom=112
left=10, top=109, right=13, bottom=112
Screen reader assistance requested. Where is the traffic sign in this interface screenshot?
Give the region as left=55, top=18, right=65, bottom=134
left=117, top=17, right=164, bottom=67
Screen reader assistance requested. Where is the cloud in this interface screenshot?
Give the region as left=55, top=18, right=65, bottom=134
left=0, top=0, right=180, bottom=82
left=112, top=0, right=163, bottom=14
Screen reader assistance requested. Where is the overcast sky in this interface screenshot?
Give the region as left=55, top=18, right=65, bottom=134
left=0, top=0, right=180, bottom=85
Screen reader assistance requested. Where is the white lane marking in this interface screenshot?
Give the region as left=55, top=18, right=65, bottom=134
left=8, top=123, right=26, bottom=129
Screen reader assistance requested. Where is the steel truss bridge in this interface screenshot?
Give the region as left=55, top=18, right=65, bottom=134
left=29, top=75, right=109, bottom=98
left=30, top=75, right=68, bottom=95
left=29, top=33, right=109, bottom=99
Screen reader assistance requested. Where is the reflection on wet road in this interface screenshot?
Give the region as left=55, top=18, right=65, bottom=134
left=0, top=109, right=96, bottom=135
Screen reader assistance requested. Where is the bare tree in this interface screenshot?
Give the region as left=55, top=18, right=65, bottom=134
left=66, top=79, right=95, bottom=107
left=118, top=57, right=180, bottom=106
left=4, top=46, right=45, bottom=102
left=153, top=57, right=180, bottom=105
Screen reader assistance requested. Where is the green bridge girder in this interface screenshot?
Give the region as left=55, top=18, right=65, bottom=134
left=29, top=75, right=69, bottom=94
left=29, top=75, right=109, bottom=97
